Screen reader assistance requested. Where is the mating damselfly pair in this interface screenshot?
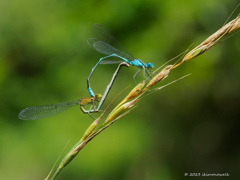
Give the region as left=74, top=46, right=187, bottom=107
left=18, top=24, right=153, bottom=120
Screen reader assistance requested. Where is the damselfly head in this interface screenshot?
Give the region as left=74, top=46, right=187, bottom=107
left=147, top=62, right=154, bottom=69
left=95, top=93, right=103, bottom=99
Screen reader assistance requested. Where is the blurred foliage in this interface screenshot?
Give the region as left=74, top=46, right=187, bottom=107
left=0, top=0, right=240, bottom=180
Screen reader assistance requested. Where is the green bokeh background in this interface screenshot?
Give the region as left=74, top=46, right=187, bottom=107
left=1, top=0, right=240, bottom=180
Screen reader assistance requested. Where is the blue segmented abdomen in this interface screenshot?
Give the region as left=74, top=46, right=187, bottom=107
left=88, top=88, right=95, bottom=97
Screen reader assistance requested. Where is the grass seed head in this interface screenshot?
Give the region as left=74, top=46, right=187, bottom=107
left=143, top=65, right=173, bottom=91
left=125, top=80, right=146, bottom=101
left=105, top=99, right=140, bottom=124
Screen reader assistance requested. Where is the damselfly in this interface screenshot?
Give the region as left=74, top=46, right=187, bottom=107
left=18, top=62, right=129, bottom=120
left=87, top=23, right=154, bottom=97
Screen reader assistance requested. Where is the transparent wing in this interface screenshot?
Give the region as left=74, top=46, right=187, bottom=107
left=100, top=60, right=124, bottom=64
left=88, top=23, right=135, bottom=61
left=88, top=39, right=129, bottom=59
left=18, top=100, right=81, bottom=120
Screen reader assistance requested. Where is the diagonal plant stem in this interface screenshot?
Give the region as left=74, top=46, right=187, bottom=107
left=47, top=11, right=240, bottom=180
